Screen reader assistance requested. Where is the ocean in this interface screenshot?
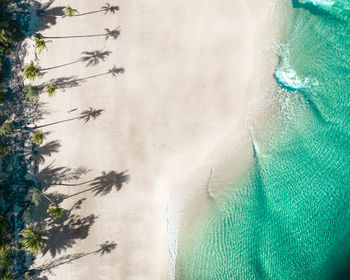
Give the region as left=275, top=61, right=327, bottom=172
left=175, top=0, right=350, bottom=279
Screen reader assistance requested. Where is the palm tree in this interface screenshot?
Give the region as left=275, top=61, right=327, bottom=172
left=19, top=224, right=47, bottom=254
left=109, top=66, right=124, bottom=77
left=22, top=61, right=41, bottom=81
left=97, top=241, right=117, bottom=255
left=35, top=107, right=104, bottom=128
left=47, top=205, right=64, bottom=219
left=75, top=3, right=119, bottom=16
left=0, top=123, right=14, bottom=136
left=28, top=188, right=42, bottom=207
left=39, top=49, right=112, bottom=71
left=102, top=3, right=119, bottom=14
left=64, top=6, right=79, bottom=17
left=43, top=27, right=120, bottom=40
left=80, top=107, right=105, bottom=123
left=0, top=244, right=16, bottom=280
left=23, top=85, right=39, bottom=101
left=46, top=85, right=57, bottom=97
left=28, top=188, right=64, bottom=219
left=104, top=28, right=120, bottom=40
left=80, top=50, right=112, bottom=67
left=34, top=35, right=51, bottom=54
left=65, top=170, right=129, bottom=198
left=31, top=129, right=46, bottom=145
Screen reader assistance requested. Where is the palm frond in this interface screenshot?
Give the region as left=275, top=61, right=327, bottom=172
left=31, top=129, right=46, bottom=145
left=46, top=85, right=57, bottom=97
left=19, top=224, right=47, bottom=254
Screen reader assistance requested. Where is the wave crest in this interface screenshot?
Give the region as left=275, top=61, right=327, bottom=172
left=298, top=0, right=335, bottom=8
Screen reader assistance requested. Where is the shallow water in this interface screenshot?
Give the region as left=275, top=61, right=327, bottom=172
left=175, top=0, right=350, bottom=279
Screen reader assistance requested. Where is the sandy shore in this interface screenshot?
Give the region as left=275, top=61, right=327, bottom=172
left=30, top=0, right=279, bottom=279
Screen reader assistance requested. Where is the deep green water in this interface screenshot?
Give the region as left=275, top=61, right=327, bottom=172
left=176, top=0, right=350, bottom=279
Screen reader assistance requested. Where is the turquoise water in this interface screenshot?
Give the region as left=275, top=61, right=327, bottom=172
left=176, top=1, right=350, bottom=279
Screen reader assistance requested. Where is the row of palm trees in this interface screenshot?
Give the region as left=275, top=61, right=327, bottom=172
left=15, top=2, right=123, bottom=258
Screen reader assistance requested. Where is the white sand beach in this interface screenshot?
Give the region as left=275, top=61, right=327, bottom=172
left=30, top=0, right=278, bottom=279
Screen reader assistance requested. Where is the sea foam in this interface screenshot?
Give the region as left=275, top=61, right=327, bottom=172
left=274, top=66, right=304, bottom=91
left=299, top=0, right=335, bottom=8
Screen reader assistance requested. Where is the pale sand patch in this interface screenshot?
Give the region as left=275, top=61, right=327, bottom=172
left=31, top=0, right=278, bottom=279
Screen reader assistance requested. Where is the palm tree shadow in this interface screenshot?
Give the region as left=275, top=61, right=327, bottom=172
left=65, top=170, right=130, bottom=198
left=34, top=107, right=105, bottom=129
left=91, top=170, right=129, bottom=195
left=40, top=49, right=112, bottom=72
left=36, top=1, right=66, bottom=33
left=38, top=66, right=124, bottom=90
left=30, top=241, right=117, bottom=278
left=76, top=3, right=120, bottom=17
left=31, top=140, right=61, bottom=165
left=36, top=163, right=91, bottom=191
left=80, top=49, right=112, bottom=67
left=38, top=76, right=85, bottom=91
left=42, top=198, right=98, bottom=257
left=43, top=213, right=98, bottom=257
left=42, top=27, right=121, bottom=40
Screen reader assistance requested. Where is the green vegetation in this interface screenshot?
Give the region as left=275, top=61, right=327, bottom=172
left=0, top=246, right=16, bottom=280
left=0, top=123, right=13, bottom=137
left=22, top=61, right=41, bottom=81
left=47, top=205, right=64, bottom=219
left=0, top=1, right=123, bottom=278
left=23, top=85, right=39, bottom=101
left=0, top=3, right=21, bottom=79
left=64, top=5, right=79, bottom=17
left=0, top=3, right=22, bottom=275
left=46, top=85, right=57, bottom=97
left=30, top=129, right=46, bottom=145
left=19, top=224, right=47, bottom=254
left=0, top=89, right=6, bottom=103
left=34, top=35, right=51, bottom=54
left=0, top=142, right=5, bottom=155
left=0, top=216, right=16, bottom=279
left=28, top=188, right=42, bottom=207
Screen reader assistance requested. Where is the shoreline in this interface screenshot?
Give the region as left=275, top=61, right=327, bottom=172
left=169, top=0, right=288, bottom=278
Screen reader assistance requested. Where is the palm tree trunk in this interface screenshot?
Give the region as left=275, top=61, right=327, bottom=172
left=35, top=116, right=82, bottom=129
left=58, top=179, right=95, bottom=186
left=41, top=59, right=82, bottom=71
left=44, top=34, right=106, bottom=39
left=75, top=9, right=105, bottom=16
left=74, top=72, right=109, bottom=82
left=37, top=249, right=99, bottom=272
left=40, top=13, right=65, bottom=18
left=63, top=186, right=98, bottom=199
left=40, top=190, right=56, bottom=206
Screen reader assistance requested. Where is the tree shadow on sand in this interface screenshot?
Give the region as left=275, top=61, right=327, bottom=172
left=28, top=140, right=61, bottom=165
left=29, top=241, right=117, bottom=278
left=41, top=49, right=112, bottom=72
left=38, top=66, right=124, bottom=91
left=65, top=170, right=130, bottom=198
left=42, top=199, right=98, bottom=257
left=36, top=164, right=129, bottom=197
left=35, top=107, right=105, bottom=129
left=41, top=27, right=121, bottom=40
left=75, top=3, right=120, bottom=17
left=36, top=163, right=91, bottom=191
left=35, top=1, right=66, bottom=33
left=38, top=76, right=85, bottom=92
